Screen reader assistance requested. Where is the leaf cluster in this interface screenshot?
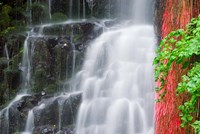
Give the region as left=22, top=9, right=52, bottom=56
left=153, top=15, right=200, bottom=132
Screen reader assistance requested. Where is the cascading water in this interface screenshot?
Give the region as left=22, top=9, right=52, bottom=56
left=0, top=0, right=155, bottom=133
left=21, top=31, right=34, bottom=91
left=22, top=103, right=46, bottom=134
left=48, top=0, right=52, bottom=20
left=0, top=94, right=28, bottom=134
left=24, top=110, right=34, bottom=132
left=83, top=0, right=86, bottom=19
left=75, top=0, right=155, bottom=134
left=3, top=43, right=10, bottom=68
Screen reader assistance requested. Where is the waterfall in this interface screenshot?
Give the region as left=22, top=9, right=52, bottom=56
left=24, top=110, right=34, bottom=132
left=49, top=0, right=52, bottom=20
left=21, top=31, right=35, bottom=91
left=0, top=0, right=155, bottom=133
left=3, top=43, right=10, bottom=68
left=0, top=94, right=27, bottom=134
left=22, top=103, right=45, bottom=134
left=75, top=0, right=155, bottom=134
left=77, top=0, right=81, bottom=19
left=83, top=0, right=86, bottom=19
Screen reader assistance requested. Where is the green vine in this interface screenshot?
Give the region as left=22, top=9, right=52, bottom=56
left=153, top=15, right=200, bottom=133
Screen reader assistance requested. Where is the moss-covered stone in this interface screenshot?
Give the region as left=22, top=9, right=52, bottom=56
left=51, top=12, right=67, bottom=22
left=31, top=2, right=49, bottom=25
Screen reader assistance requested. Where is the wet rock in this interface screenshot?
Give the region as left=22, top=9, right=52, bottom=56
left=34, top=125, right=57, bottom=134
left=0, top=34, right=26, bottom=106
left=0, top=94, right=43, bottom=133
left=33, top=92, right=82, bottom=129
left=58, top=126, right=75, bottom=134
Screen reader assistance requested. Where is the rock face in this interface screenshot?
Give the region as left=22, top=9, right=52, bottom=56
left=0, top=20, right=115, bottom=133
left=27, top=21, right=103, bottom=93
left=0, top=34, right=26, bottom=106
left=0, top=21, right=104, bottom=104
left=33, top=92, right=82, bottom=134
left=0, top=92, right=82, bottom=134
left=0, top=93, right=43, bottom=133
left=50, top=0, right=118, bottom=19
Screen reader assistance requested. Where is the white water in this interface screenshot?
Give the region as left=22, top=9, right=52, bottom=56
left=4, top=43, right=10, bottom=68
left=83, top=0, right=86, bottom=19
left=21, top=31, right=35, bottom=91
left=29, top=0, right=32, bottom=26
left=0, top=0, right=155, bottom=133
left=22, top=103, right=45, bottom=134
left=75, top=0, right=155, bottom=134
left=0, top=94, right=27, bottom=134
left=25, top=110, right=34, bottom=132
left=48, top=0, right=52, bottom=20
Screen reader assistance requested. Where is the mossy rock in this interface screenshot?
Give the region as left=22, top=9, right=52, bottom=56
left=31, top=2, right=49, bottom=25
left=0, top=57, right=8, bottom=66
left=44, top=84, right=58, bottom=94
left=51, top=12, right=67, bottom=22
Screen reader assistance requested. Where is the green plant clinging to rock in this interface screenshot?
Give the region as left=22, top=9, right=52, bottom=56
left=153, top=15, right=200, bottom=133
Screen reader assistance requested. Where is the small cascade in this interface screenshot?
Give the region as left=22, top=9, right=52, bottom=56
left=108, top=0, right=111, bottom=18
left=70, top=27, right=76, bottom=80
left=48, top=0, right=52, bottom=20
left=22, top=103, right=45, bottom=134
left=132, top=0, right=150, bottom=24
left=58, top=97, right=66, bottom=132
left=24, top=110, right=34, bottom=133
left=3, top=43, right=10, bottom=68
left=83, top=0, right=86, bottom=19
left=86, top=0, right=94, bottom=16
left=21, top=31, right=34, bottom=91
left=77, top=0, right=81, bottom=19
left=0, top=94, right=27, bottom=134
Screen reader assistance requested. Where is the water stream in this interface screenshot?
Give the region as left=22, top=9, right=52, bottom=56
left=48, top=0, right=52, bottom=20
left=21, top=31, right=35, bottom=91
left=3, top=43, right=10, bottom=68
left=75, top=0, right=155, bottom=134
left=0, top=94, right=28, bottom=134
left=75, top=25, right=155, bottom=134
left=0, top=0, right=155, bottom=133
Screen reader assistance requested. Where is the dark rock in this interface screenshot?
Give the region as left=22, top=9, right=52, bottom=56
left=0, top=34, right=26, bottom=106
left=58, top=126, right=76, bottom=134
left=0, top=93, right=43, bottom=133
left=33, top=92, right=82, bottom=129
left=34, top=125, right=57, bottom=134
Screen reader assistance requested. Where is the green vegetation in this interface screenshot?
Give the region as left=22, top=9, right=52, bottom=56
left=154, top=15, right=200, bottom=133
left=31, top=2, right=49, bottom=25
left=0, top=2, right=26, bottom=36
left=51, top=12, right=67, bottom=22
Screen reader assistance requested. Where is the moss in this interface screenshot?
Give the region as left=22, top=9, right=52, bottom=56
left=0, top=82, right=7, bottom=106
left=51, top=12, right=67, bottom=22
left=0, top=4, right=27, bottom=36
left=44, top=84, right=58, bottom=94
left=31, top=2, right=49, bottom=25
left=32, top=68, right=47, bottom=92
left=10, top=47, right=23, bottom=71
left=0, top=57, right=8, bottom=66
